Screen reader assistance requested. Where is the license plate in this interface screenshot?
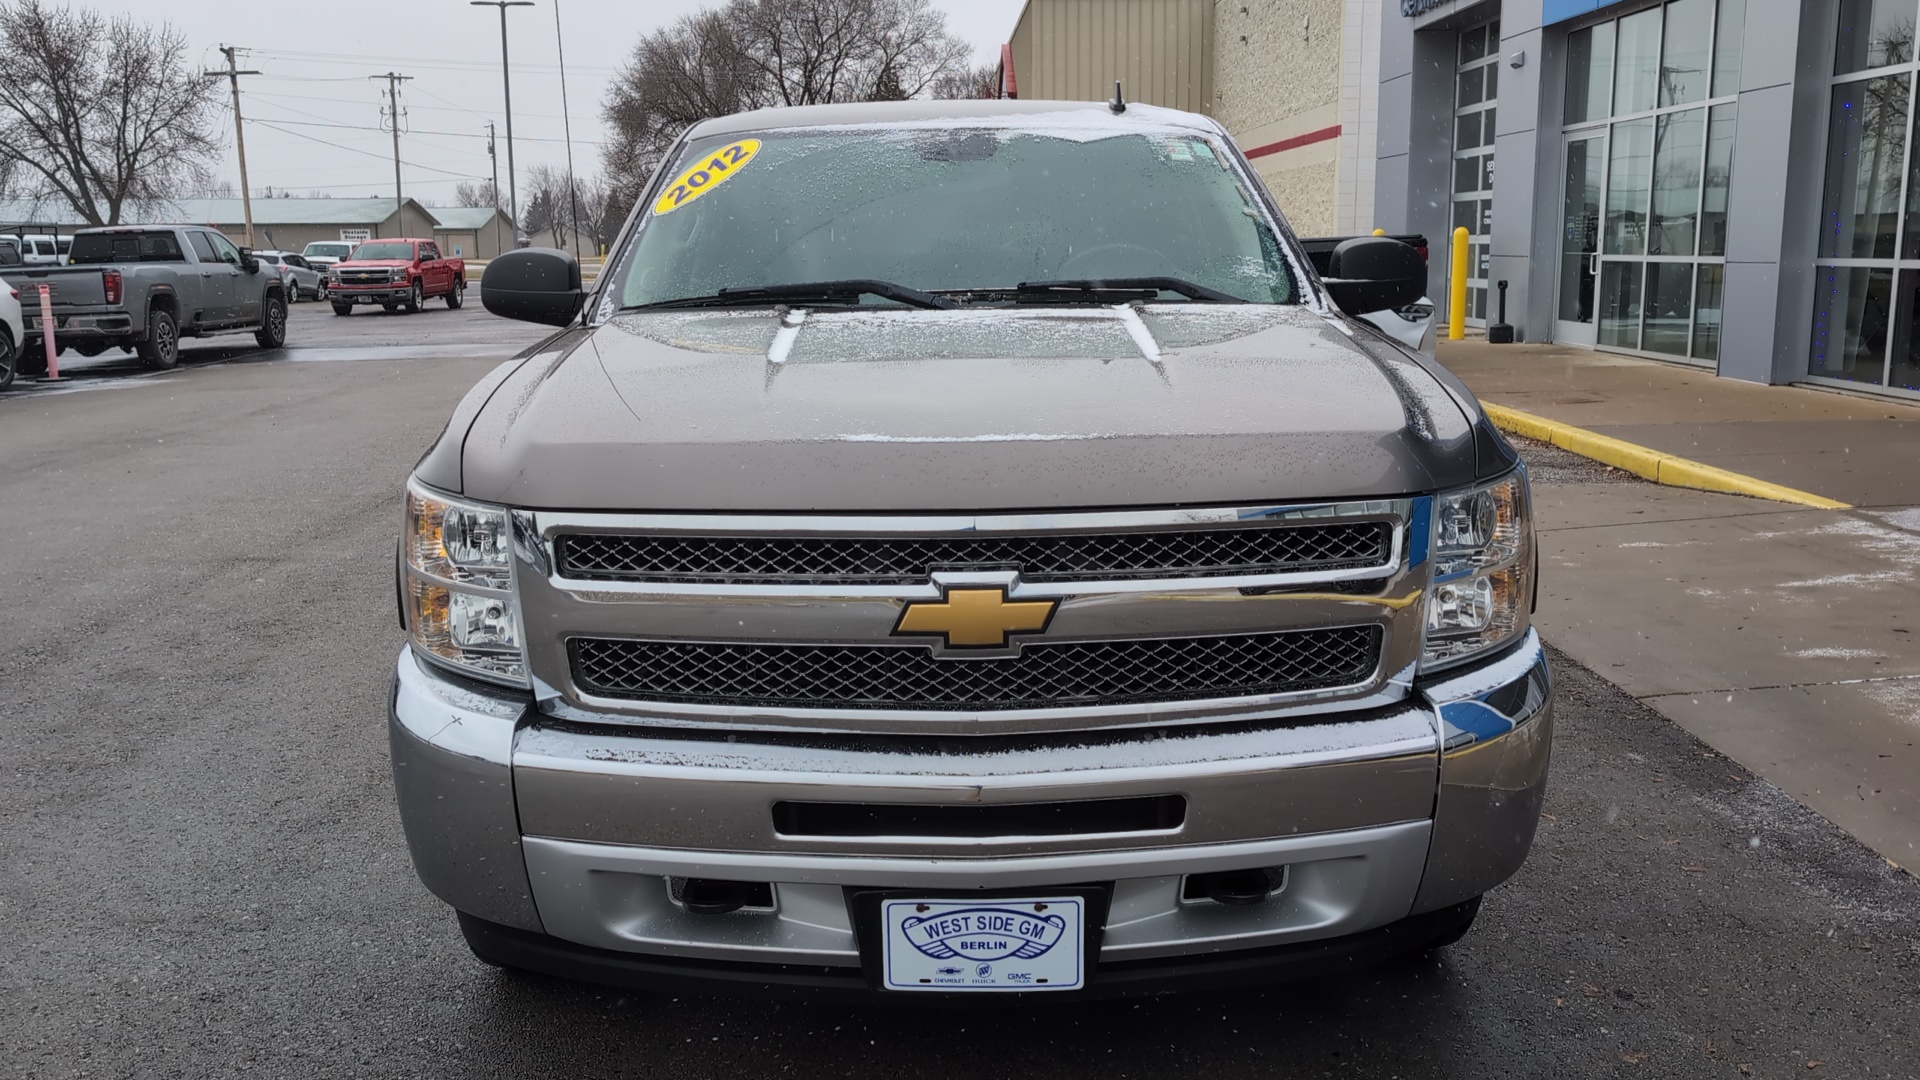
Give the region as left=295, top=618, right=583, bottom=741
left=881, top=896, right=1084, bottom=992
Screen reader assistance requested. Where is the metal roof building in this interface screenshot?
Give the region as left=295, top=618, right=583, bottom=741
left=0, top=196, right=498, bottom=256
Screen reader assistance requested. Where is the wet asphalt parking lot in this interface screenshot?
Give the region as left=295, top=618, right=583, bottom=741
left=2, top=305, right=1916, bottom=1078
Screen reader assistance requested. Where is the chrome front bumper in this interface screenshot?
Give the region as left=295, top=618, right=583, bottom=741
left=389, top=630, right=1551, bottom=969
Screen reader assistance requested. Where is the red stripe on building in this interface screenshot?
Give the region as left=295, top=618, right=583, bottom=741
left=1242, top=124, right=1343, bottom=159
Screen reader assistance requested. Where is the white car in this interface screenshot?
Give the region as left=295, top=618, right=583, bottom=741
left=300, top=240, right=356, bottom=273
left=0, top=270, right=25, bottom=390
left=254, top=250, right=325, bottom=301
left=11, top=233, right=70, bottom=265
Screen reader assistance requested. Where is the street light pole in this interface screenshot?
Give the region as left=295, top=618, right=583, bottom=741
left=472, top=1, right=534, bottom=246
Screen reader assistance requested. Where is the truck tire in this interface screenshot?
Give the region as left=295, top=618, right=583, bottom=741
left=255, top=294, right=287, bottom=349
left=445, top=278, right=465, bottom=309
left=0, top=326, right=15, bottom=391
left=332, top=301, right=353, bottom=316
left=136, top=308, right=179, bottom=370
left=405, top=279, right=423, bottom=314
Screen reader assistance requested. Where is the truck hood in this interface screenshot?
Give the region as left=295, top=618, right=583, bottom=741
left=335, top=259, right=411, bottom=270
left=458, top=305, right=1478, bottom=512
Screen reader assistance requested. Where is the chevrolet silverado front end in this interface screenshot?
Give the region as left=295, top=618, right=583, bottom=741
left=389, top=99, right=1551, bottom=998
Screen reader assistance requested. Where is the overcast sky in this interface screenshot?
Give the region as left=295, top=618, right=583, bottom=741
left=93, top=0, right=1027, bottom=205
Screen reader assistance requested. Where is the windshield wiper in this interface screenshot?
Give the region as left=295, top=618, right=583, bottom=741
left=626, top=279, right=957, bottom=311
left=1013, top=277, right=1247, bottom=303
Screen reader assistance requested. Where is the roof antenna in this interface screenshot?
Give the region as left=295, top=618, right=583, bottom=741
left=1108, top=80, right=1126, bottom=114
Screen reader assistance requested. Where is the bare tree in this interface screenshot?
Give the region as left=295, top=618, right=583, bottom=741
left=518, top=164, right=621, bottom=252
left=933, top=61, right=1001, bottom=100
left=602, top=0, right=970, bottom=202
left=454, top=179, right=506, bottom=211
left=0, top=1, right=221, bottom=225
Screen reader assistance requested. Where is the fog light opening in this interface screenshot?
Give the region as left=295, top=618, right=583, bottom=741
left=1182, top=866, right=1288, bottom=906
left=669, top=877, right=776, bottom=915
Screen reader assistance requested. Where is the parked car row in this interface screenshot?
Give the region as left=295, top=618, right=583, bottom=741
left=1, top=232, right=71, bottom=266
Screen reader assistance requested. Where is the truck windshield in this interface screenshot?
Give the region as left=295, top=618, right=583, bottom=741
left=305, top=243, right=352, bottom=259
left=612, top=126, right=1295, bottom=309
left=351, top=242, right=415, bottom=260
left=68, top=232, right=186, bottom=264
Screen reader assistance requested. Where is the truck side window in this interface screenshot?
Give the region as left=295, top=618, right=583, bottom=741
left=422, top=243, right=440, bottom=261
left=207, top=233, right=243, bottom=265
left=188, top=232, right=218, bottom=263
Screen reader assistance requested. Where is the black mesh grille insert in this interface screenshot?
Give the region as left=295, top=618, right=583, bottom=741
left=554, top=521, right=1391, bottom=584
left=569, top=626, right=1382, bottom=711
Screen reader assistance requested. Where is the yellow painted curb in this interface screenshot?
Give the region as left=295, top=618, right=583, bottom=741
left=1480, top=402, right=1852, bottom=509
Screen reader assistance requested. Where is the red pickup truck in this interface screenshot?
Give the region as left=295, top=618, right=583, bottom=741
left=327, top=238, right=465, bottom=315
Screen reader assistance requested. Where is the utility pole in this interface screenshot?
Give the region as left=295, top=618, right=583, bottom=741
left=473, top=1, right=533, bottom=246
left=554, top=0, right=583, bottom=253
left=487, top=121, right=503, bottom=257
left=204, top=46, right=261, bottom=248
left=373, top=71, right=413, bottom=217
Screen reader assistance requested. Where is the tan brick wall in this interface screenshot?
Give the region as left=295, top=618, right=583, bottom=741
left=1212, top=0, right=1344, bottom=233
left=1211, top=0, right=1341, bottom=133
left=1258, top=158, right=1339, bottom=236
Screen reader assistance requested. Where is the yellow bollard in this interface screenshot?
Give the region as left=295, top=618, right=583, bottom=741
left=1449, top=226, right=1469, bottom=341
left=1372, top=228, right=1386, bottom=237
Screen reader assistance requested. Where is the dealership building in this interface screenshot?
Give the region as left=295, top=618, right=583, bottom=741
left=1377, top=0, right=1920, bottom=396
left=1007, top=0, right=1920, bottom=398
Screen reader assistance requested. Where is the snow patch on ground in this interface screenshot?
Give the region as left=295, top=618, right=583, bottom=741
left=1792, top=647, right=1887, bottom=660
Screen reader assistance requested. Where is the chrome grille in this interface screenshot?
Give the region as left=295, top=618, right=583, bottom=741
left=554, top=521, right=1391, bottom=585
left=337, top=268, right=391, bottom=284
left=569, top=626, right=1382, bottom=711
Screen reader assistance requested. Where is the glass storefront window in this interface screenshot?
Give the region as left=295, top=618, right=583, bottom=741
left=1835, top=0, right=1918, bottom=75
left=1649, top=109, right=1706, bottom=254
left=1599, top=262, right=1644, bottom=347
left=1616, top=8, right=1664, bottom=116
left=1806, top=1, right=1920, bottom=393
left=1891, top=269, right=1920, bottom=388
left=1700, top=105, right=1736, bottom=256
left=1660, top=0, right=1713, bottom=106
left=1693, top=264, right=1725, bottom=361
left=1461, top=23, right=1488, bottom=63
left=1567, top=24, right=1616, bottom=124
left=1459, top=66, right=1484, bottom=107
left=1453, top=21, right=1499, bottom=329
left=1561, top=1, right=1736, bottom=365
left=1605, top=118, right=1654, bottom=254
left=1810, top=266, right=1894, bottom=382
left=1819, top=75, right=1909, bottom=259
left=1642, top=261, right=1695, bottom=355
left=1712, top=0, right=1746, bottom=96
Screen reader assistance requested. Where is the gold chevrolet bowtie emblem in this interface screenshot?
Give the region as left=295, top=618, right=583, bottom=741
left=894, top=588, right=1058, bottom=648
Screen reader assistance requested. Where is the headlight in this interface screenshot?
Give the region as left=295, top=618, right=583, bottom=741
left=401, top=478, right=527, bottom=686
left=1422, top=470, right=1532, bottom=671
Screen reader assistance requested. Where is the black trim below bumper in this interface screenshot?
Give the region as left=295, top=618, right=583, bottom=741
left=456, top=898, right=1480, bottom=1002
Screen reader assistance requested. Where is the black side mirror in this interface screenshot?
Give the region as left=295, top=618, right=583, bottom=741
left=237, top=246, right=260, bottom=273
left=482, top=247, right=585, bottom=327
left=1321, top=237, right=1426, bottom=316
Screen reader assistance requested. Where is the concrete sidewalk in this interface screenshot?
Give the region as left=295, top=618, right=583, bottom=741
left=1439, top=339, right=1920, bottom=507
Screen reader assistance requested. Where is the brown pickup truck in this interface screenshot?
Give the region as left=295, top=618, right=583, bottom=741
left=389, top=99, right=1550, bottom=1000
left=327, top=238, right=464, bottom=315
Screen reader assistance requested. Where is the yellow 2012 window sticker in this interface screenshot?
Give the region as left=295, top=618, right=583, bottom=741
left=652, top=139, right=761, bottom=215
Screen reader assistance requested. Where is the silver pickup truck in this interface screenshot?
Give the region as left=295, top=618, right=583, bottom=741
left=12, top=225, right=288, bottom=370
left=391, top=100, right=1550, bottom=999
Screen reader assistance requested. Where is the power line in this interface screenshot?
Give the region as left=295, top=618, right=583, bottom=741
left=372, top=72, right=414, bottom=208
left=245, top=112, right=603, bottom=146
left=248, top=88, right=599, bottom=124
left=249, top=48, right=618, bottom=76
left=247, top=120, right=486, bottom=180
